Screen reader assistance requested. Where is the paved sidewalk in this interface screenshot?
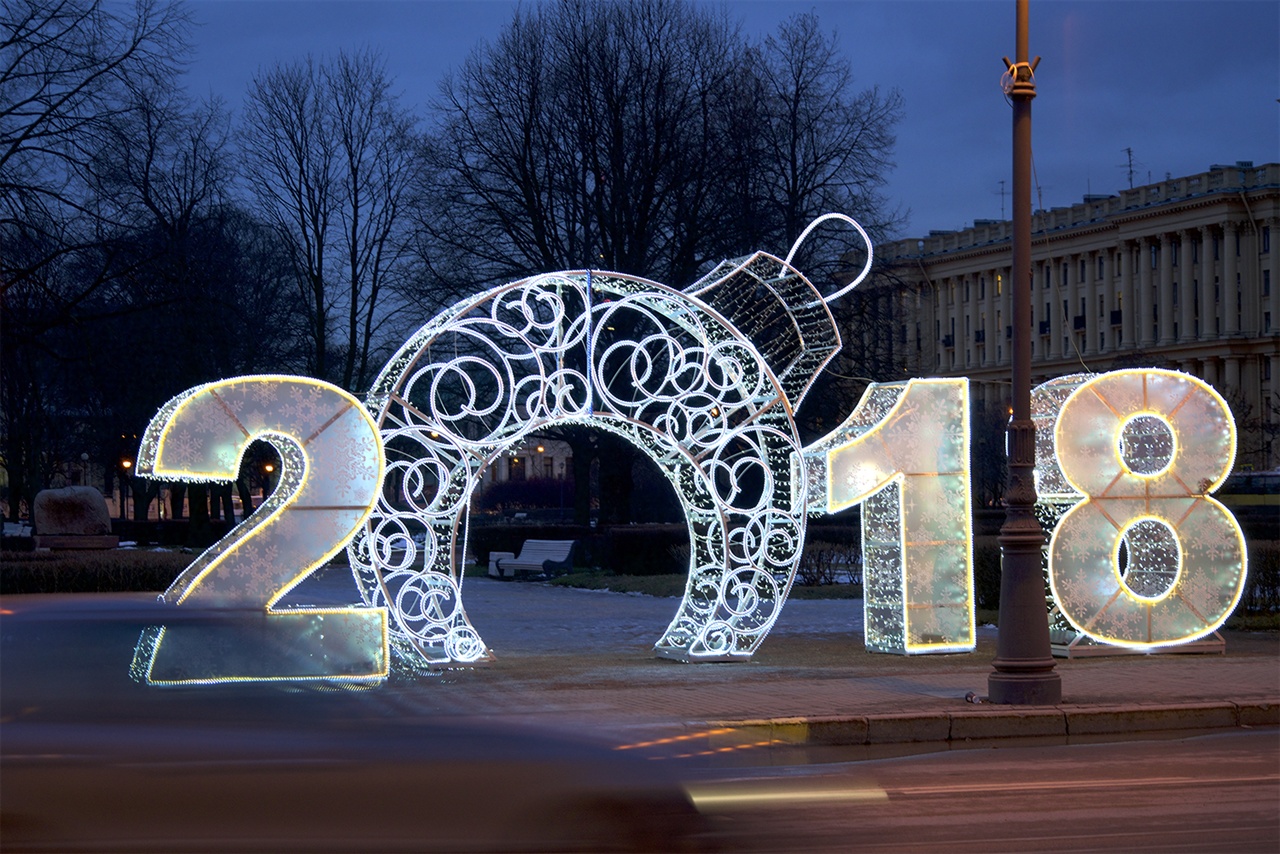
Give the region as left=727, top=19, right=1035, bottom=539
left=289, top=570, right=1280, bottom=750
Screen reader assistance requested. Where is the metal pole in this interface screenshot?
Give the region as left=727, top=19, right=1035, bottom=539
left=988, top=0, right=1061, bottom=704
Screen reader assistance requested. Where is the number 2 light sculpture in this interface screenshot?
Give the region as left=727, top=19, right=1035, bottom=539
left=132, top=376, right=387, bottom=684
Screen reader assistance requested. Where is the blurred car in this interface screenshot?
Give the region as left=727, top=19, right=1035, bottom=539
left=0, top=594, right=710, bottom=853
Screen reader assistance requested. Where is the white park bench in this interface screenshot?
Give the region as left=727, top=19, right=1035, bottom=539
left=488, top=539, right=576, bottom=579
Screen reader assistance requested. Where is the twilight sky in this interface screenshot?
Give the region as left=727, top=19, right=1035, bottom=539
left=183, top=0, right=1279, bottom=240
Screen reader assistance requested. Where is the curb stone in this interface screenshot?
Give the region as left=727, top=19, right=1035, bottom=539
left=709, top=699, right=1280, bottom=747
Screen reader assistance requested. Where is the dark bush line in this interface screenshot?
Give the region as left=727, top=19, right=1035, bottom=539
left=1, top=550, right=190, bottom=594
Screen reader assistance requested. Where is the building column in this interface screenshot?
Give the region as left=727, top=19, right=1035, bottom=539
left=1178, top=231, right=1195, bottom=342
left=983, top=269, right=997, bottom=368
left=1202, top=357, right=1219, bottom=390
left=1000, top=265, right=1013, bottom=366
left=1223, top=221, right=1240, bottom=336
left=1066, top=255, right=1080, bottom=360
left=1138, top=238, right=1155, bottom=348
left=1158, top=233, right=1175, bottom=345
left=1120, top=241, right=1136, bottom=349
left=1224, top=356, right=1241, bottom=396
left=1084, top=250, right=1099, bottom=356
left=1238, top=221, right=1260, bottom=337
left=1266, top=218, right=1279, bottom=335
left=1199, top=226, right=1217, bottom=335
left=1046, top=257, right=1061, bottom=360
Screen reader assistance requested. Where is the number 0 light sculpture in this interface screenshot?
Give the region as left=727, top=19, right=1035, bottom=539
left=351, top=217, right=876, bottom=663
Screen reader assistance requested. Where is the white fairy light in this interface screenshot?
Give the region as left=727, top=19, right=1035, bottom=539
left=353, top=250, right=843, bottom=664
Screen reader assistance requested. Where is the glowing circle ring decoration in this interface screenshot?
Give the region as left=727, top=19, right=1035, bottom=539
left=352, top=254, right=842, bottom=664
left=1048, top=368, right=1247, bottom=648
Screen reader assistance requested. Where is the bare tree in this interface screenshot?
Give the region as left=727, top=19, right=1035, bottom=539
left=417, top=1, right=903, bottom=524
left=241, top=49, right=418, bottom=390
left=750, top=12, right=903, bottom=259
left=0, top=0, right=190, bottom=519
left=240, top=57, right=336, bottom=381
left=1, top=0, right=189, bottom=291
left=421, top=3, right=902, bottom=293
left=423, top=0, right=748, bottom=289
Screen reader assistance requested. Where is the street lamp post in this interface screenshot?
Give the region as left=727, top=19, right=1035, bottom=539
left=988, top=0, right=1062, bottom=704
left=119, top=458, right=133, bottom=521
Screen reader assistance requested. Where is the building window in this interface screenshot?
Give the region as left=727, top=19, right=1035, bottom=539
left=1151, top=244, right=1159, bottom=269
left=996, top=273, right=1003, bottom=295
left=1266, top=312, right=1272, bottom=333
left=1079, top=259, right=1086, bottom=282
left=979, top=276, right=985, bottom=300
left=1263, top=225, right=1271, bottom=253
left=1213, top=236, right=1220, bottom=260
left=1192, top=239, right=1198, bottom=264
left=1098, top=256, right=1105, bottom=279
left=1172, top=242, right=1179, bottom=266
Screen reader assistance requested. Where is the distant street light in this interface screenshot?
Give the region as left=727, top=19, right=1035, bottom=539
left=119, top=459, right=133, bottom=521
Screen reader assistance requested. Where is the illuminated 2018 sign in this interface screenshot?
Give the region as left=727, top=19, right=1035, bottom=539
left=133, top=217, right=1248, bottom=684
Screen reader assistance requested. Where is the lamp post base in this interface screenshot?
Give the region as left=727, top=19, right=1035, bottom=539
left=988, top=665, right=1062, bottom=705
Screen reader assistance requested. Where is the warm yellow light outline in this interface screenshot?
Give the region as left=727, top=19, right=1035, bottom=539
left=141, top=613, right=390, bottom=686
left=1108, top=515, right=1181, bottom=605
left=137, top=375, right=389, bottom=683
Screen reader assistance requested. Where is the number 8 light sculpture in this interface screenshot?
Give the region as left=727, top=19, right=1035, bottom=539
left=1047, top=369, right=1247, bottom=648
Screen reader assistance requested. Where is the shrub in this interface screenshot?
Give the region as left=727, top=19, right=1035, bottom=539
left=1239, top=540, right=1280, bottom=614
left=796, top=540, right=861, bottom=586
left=0, top=550, right=190, bottom=594
left=972, top=540, right=1002, bottom=609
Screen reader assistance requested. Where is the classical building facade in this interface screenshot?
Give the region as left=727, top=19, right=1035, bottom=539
left=865, top=161, right=1279, bottom=470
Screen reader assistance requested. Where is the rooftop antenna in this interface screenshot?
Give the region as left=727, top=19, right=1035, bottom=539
left=1120, top=147, right=1137, bottom=189
left=995, top=179, right=1007, bottom=219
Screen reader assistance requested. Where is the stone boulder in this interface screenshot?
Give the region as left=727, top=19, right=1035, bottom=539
left=32, top=486, right=118, bottom=549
